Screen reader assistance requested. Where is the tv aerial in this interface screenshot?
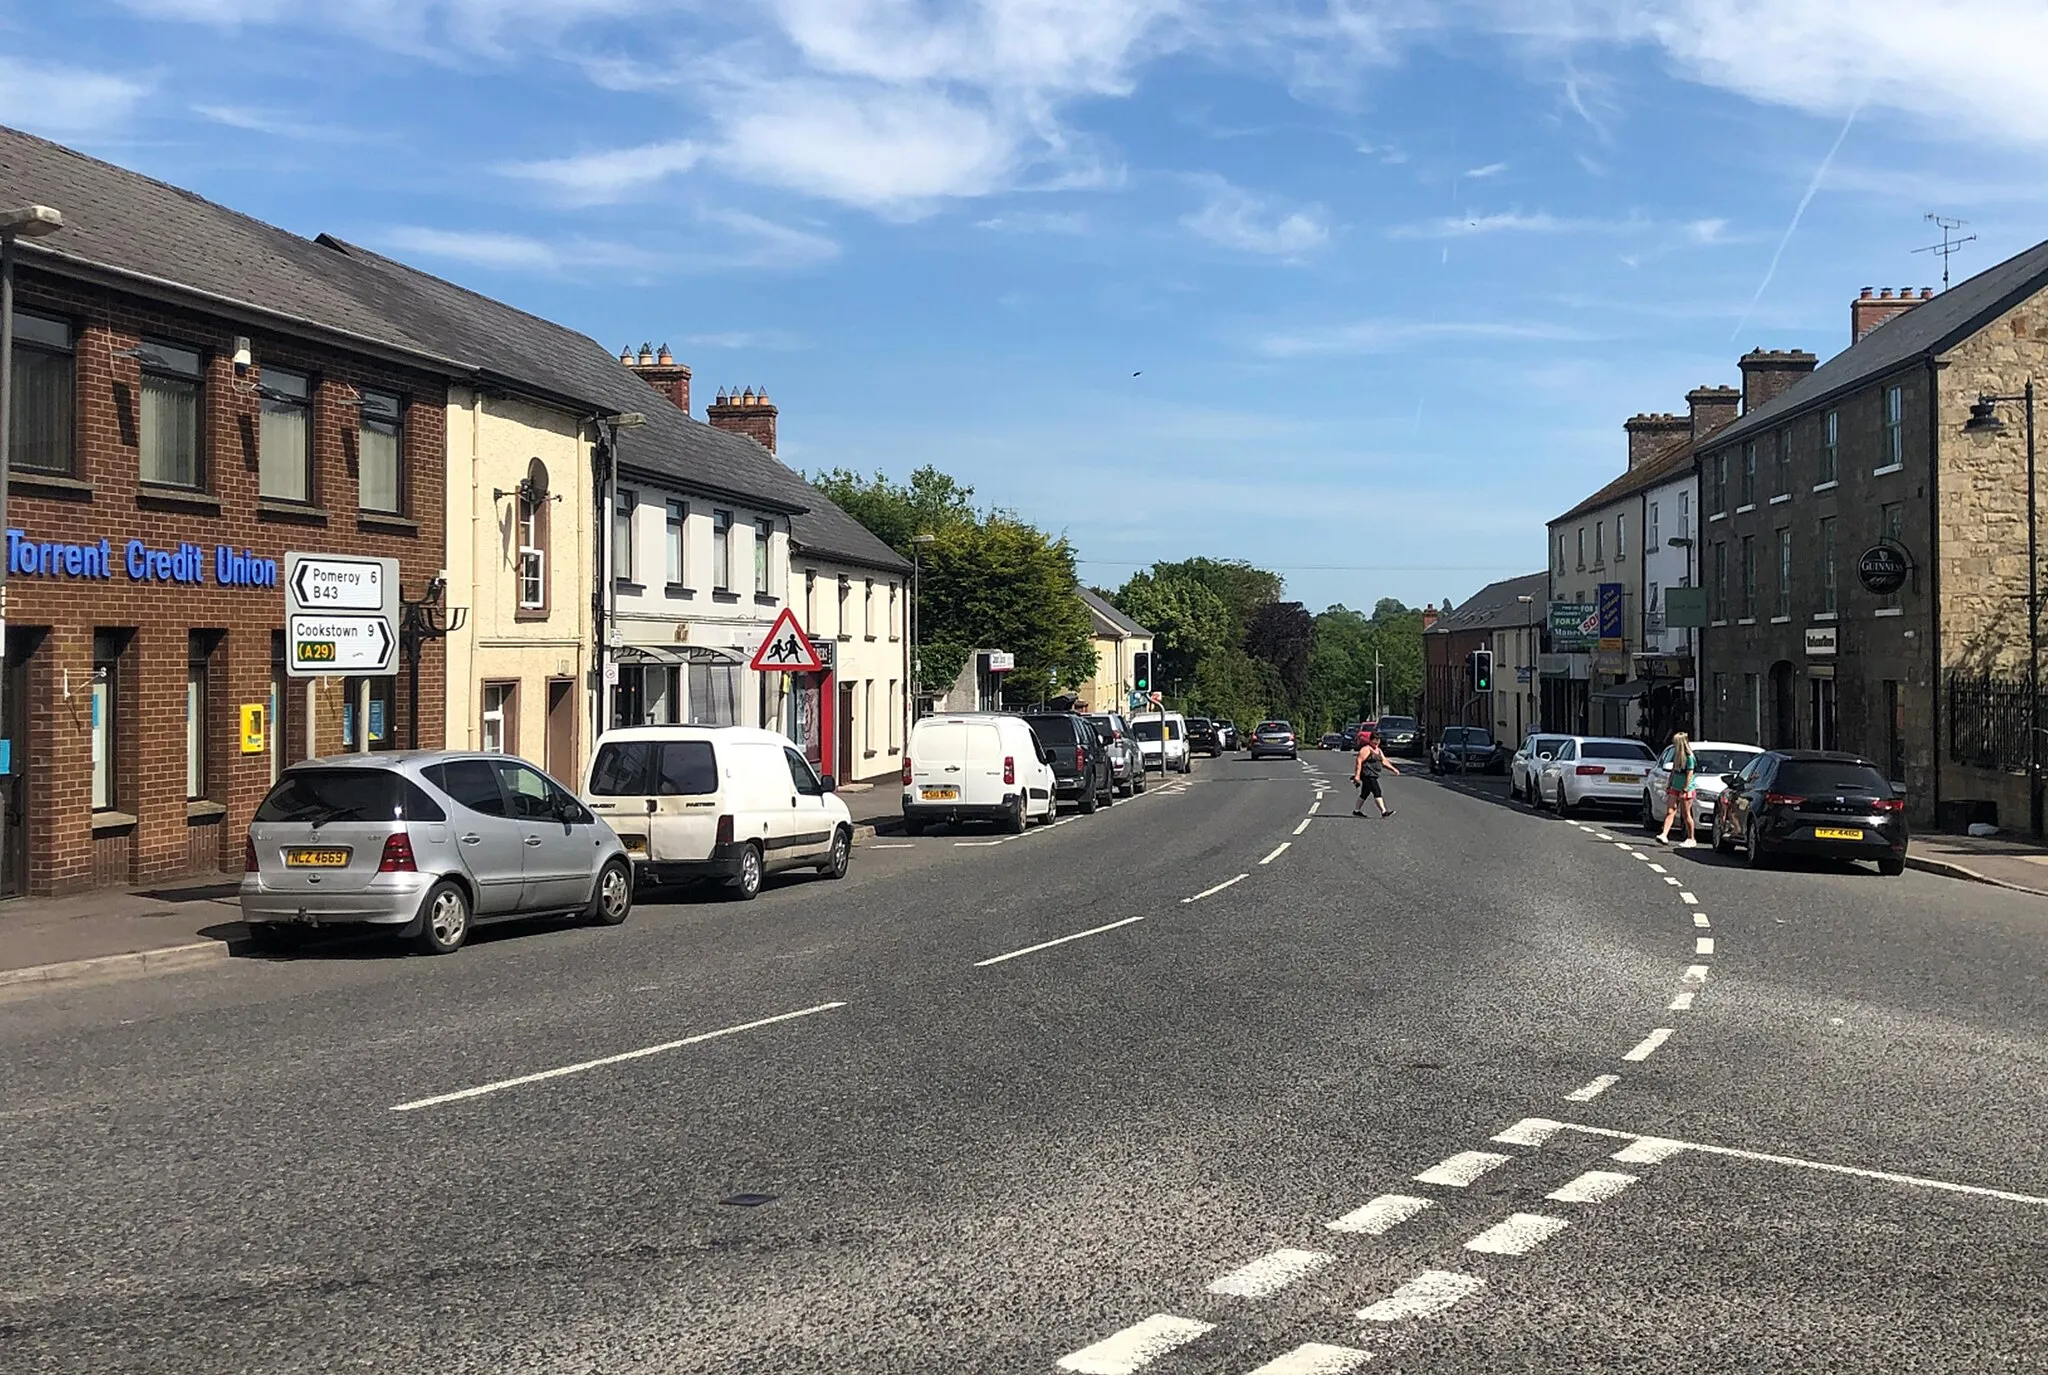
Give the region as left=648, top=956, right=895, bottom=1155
left=1913, top=214, right=1976, bottom=293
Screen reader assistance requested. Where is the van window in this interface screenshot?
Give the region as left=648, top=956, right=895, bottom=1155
left=589, top=740, right=656, bottom=796
left=784, top=747, right=824, bottom=796
left=1583, top=741, right=1654, bottom=761
left=422, top=759, right=506, bottom=816
left=256, top=768, right=444, bottom=824
left=589, top=739, right=720, bottom=796
left=1024, top=715, right=1078, bottom=744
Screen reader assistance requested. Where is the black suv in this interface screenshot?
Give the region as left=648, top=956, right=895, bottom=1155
left=1431, top=727, right=1504, bottom=775
left=1022, top=712, right=1117, bottom=814
left=1712, top=749, right=1908, bottom=874
left=1186, top=717, right=1223, bottom=757
left=1375, top=715, right=1422, bottom=757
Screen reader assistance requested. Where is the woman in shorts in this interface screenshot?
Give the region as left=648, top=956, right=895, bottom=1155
left=1656, top=730, right=1698, bottom=847
left=1352, top=731, right=1401, bottom=819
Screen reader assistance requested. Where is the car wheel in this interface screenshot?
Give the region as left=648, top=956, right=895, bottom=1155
left=1879, top=855, right=1905, bottom=876
left=901, top=816, right=924, bottom=836
left=1556, top=783, right=1574, bottom=818
left=1134, top=771, right=1147, bottom=794
left=818, top=826, right=852, bottom=879
left=587, top=858, right=633, bottom=926
left=1744, top=827, right=1770, bottom=869
left=729, top=843, right=764, bottom=900
left=1711, top=813, right=1733, bottom=854
left=1077, top=787, right=1099, bottom=815
left=1100, top=780, right=1116, bottom=807
left=413, top=880, right=471, bottom=955
left=1007, top=799, right=1030, bottom=834
left=1640, top=791, right=1657, bottom=832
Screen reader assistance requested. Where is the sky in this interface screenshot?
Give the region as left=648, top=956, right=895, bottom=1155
left=4, top=0, right=2048, bottom=614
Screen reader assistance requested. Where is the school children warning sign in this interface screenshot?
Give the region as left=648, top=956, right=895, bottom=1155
left=749, top=607, right=824, bottom=673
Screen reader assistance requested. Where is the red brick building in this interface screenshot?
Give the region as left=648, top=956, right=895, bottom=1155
left=2, top=130, right=451, bottom=894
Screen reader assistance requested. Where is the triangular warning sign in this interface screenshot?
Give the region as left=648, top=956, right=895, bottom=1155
left=750, top=607, right=824, bottom=673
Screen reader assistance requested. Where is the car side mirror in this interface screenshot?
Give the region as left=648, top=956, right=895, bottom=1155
left=1891, top=781, right=1907, bottom=798
left=1721, top=773, right=1742, bottom=787
left=1039, top=746, right=1056, bottom=764
left=818, top=773, right=838, bottom=793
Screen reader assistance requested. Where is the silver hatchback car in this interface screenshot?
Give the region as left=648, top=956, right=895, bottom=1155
left=241, top=751, right=632, bottom=955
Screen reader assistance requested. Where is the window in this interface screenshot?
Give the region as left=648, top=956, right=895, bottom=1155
left=1820, top=410, right=1839, bottom=484
left=1712, top=542, right=1728, bottom=620
left=1712, top=450, right=1728, bottom=513
left=1883, top=385, right=1904, bottom=468
left=1576, top=528, right=1585, bottom=568
left=665, top=500, right=686, bottom=586
left=1879, top=502, right=1905, bottom=610
left=1712, top=673, right=1727, bottom=729
left=1556, top=534, right=1566, bottom=572
left=259, top=769, right=443, bottom=824
left=425, top=758, right=506, bottom=816
left=1679, top=490, right=1690, bottom=537
left=1647, top=581, right=1660, bottom=620
left=8, top=308, right=73, bottom=475
left=139, top=339, right=203, bottom=488
left=613, top=488, right=637, bottom=584
left=864, top=580, right=875, bottom=637
left=1884, top=680, right=1905, bottom=780
left=754, top=519, right=772, bottom=596
left=1647, top=501, right=1659, bottom=549
left=491, top=759, right=558, bottom=821
left=805, top=569, right=817, bottom=628
left=1774, top=429, right=1791, bottom=497
left=481, top=682, right=517, bottom=754
left=258, top=367, right=311, bottom=502
left=688, top=661, right=739, bottom=725
left=91, top=631, right=123, bottom=812
left=1744, top=672, right=1760, bottom=742
left=358, top=389, right=402, bottom=512
left=712, top=509, right=732, bottom=592
left=1739, top=535, right=1755, bottom=619
left=588, top=739, right=719, bottom=796
left=888, top=678, right=900, bottom=750
left=889, top=584, right=901, bottom=641
left=1820, top=516, right=1838, bottom=613
left=613, top=663, right=680, bottom=728
left=784, top=746, right=825, bottom=796
left=1776, top=528, right=1792, bottom=619
left=342, top=678, right=395, bottom=750
left=186, top=632, right=213, bottom=800
left=1617, top=512, right=1627, bottom=561
left=517, top=489, right=546, bottom=611
left=862, top=680, right=876, bottom=755
left=1740, top=441, right=1756, bottom=507
left=838, top=577, right=851, bottom=635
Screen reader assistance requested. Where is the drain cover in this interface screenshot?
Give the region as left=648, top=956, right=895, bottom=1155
left=721, top=1192, right=778, bottom=1208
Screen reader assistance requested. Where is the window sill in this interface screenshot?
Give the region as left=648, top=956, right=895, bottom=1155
left=186, top=799, right=227, bottom=822
left=1735, top=504, right=1756, bottom=514
left=357, top=511, right=418, bottom=536
left=9, top=471, right=93, bottom=502
left=1710, top=620, right=1729, bottom=628
left=137, top=484, right=220, bottom=515
left=1770, top=615, right=1791, bottom=624
left=614, top=580, right=646, bottom=597
left=838, top=634, right=854, bottom=643
left=91, top=810, right=138, bottom=833
left=663, top=582, right=695, bottom=600
left=1874, top=607, right=1906, bottom=618
left=1737, top=617, right=1757, bottom=625
left=514, top=607, right=550, bottom=622
left=864, top=750, right=878, bottom=759
left=711, top=590, right=742, bottom=604
left=1872, top=464, right=1905, bottom=477
left=1769, top=493, right=1791, bottom=505
left=257, top=498, right=328, bottom=524
left=1813, top=480, right=1839, bottom=492
left=1709, top=512, right=1727, bottom=523
left=1813, top=612, right=1839, bottom=622
left=754, top=592, right=778, bottom=607
left=864, top=635, right=877, bottom=642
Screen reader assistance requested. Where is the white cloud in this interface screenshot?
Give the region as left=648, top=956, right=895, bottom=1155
left=696, top=208, right=841, bottom=268
left=498, top=140, right=702, bottom=204
left=1685, top=217, right=1730, bottom=244
left=1255, top=318, right=1598, bottom=359
left=975, top=210, right=1091, bottom=234
left=380, top=227, right=562, bottom=271
left=1182, top=176, right=1329, bottom=258
left=1391, top=209, right=1648, bottom=238
left=0, top=56, right=149, bottom=136
left=1463, top=160, right=1509, bottom=179
left=681, top=330, right=813, bottom=351
left=192, top=103, right=360, bottom=142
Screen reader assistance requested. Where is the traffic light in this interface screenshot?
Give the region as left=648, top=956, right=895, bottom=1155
left=1133, top=651, right=1151, bottom=692
left=1472, top=649, right=1493, bottom=693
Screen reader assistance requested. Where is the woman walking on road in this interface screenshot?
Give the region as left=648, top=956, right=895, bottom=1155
left=1656, top=730, right=1699, bottom=848
left=1353, top=731, right=1401, bottom=819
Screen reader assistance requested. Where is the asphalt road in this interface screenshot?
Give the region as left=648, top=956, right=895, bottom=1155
left=3, top=750, right=2043, bottom=1374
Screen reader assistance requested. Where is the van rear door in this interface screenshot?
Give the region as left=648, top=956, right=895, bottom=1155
left=588, top=737, right=722, bottom=863
left=910, top=719, right=970, bottom=805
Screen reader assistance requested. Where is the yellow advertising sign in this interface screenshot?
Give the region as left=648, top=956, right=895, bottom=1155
left=240, top=704, right=267, bottom=754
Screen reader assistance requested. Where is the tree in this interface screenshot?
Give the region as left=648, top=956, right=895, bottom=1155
left=809, top=465, right=978, bottom=554
left=1246, top=601, right=1315, bottom=703
left=1148, top=557, right=1283, bottom=640
left=1111, top=570, right=1233, bottom=687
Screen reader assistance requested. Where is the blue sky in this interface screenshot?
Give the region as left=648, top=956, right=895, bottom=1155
left=5, top=0, right=2048, bottom=614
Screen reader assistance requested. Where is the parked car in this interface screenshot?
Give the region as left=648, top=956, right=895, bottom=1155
left=1431, top=727, right=1504, bottom=774
left=1534, top=736, right=1658, bottom=816
left=1249, top=720, right=1299, bottom=760
left=243, top=751, right=632, bottom=955
left=1187, top=717, right=1225, bottom=757
left=1375, top=715, right=1423, bottom=757
left=1510, top=733, right=1572, bottom=803
left=1340, top=722, right=1367, bottom=750
left=1215, top=719, right=1239, bottom=750
left=1319, top=731, right=1347, bottom=751
left=586, top=726, right=853, bottom=899
left=1641, top=740, right=1764, bottom=833
left=1086, top=712, right=1148, bottom=797
left=1022, top=711, right=1117, bottom=813
left=900, top=713, right=1058, bottom=834
left=1711, top=750, right=1908, bottom=874
left=1131, top=711, right=1193, bottom=774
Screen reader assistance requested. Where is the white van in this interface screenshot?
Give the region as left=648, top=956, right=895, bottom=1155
left=1131, top=712, right=1192, bottom=774
left=902, top=713, right=1057, bottom=835
left=583, top=726, right=853, bottom=900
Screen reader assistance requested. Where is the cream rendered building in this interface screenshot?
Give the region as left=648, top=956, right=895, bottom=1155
left=1077, top=587, right=1153, bottom=715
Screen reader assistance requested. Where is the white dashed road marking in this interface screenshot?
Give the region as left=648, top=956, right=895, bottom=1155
left=868, top=842, right=916, bottom=849
left=1463, top=1212, right=1571, bottom=1255
left=1242, top=1342, right=1374, bottom=1375
left=1696, top=936, right=1715, bottom=955
left=1679, top=891, right=1698, bottom=904
left=1326, top=1194, right=1433, bottom=1235
left=1260, top=843, right=1291, bottom=865
left=956, top=839, right=1006, bottom=847
left=1207, top=1248, right=1335, bottom=1298
left=1183, top=873, right=1250, bottom=903
left=1057, top=1315, right=1216, bottom=1374
left=974, top=916, right=1145, bottom=968
left=1663, top=876, right=1682, bottom=886
left=1622, top=1028, right=1674, bottom=1062
left=1609, top=1136, right=1688, bottom=1165
left=1647, top=862, right=1668, bottom=873
left=1683, top=964, right=1710, bottom=983
left=1415, top=1150, right=1513, bottom=1187
left=1564, top=1074, right=1620, bottom=1103
left=1694, top=913, right=1711, bottom=927
left=1356, top=1270, right=1485, bottom=1323
left=1668, top=991, right=1696, bottom=1011
left=1293, top=818, right=1312, bottom=835
left=1491, top=1118, right=1565, bottom=1147
left=1546, top=1169, right=1639, bottom=1204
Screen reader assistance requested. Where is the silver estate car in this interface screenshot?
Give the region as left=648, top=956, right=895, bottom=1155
left=241, top=752, right=632, bottom=955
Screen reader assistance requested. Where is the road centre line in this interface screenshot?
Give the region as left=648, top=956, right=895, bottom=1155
left=869, top=842, right=916, bottom=849
left=1356, top=1270, right=1485, bottom=1323
left=1683, top=965, right=1710, bottom=983
left=1415, top=1150, right=1513, bottom=1186
left=1207, top=1248, right=1335, bottom=1298
left=1464, top=1212, right=1571, bottom=1255
left=1260, top=843, right=1291, bottom=865
left=1309, top=801, right=1321, bottom=813
left=1622, top=1028, right=1674, bottom=1062
left=1547, top=1169, right=1639, bottom=1204
left=1669, top=991, right=1696, bottom=1011
left=1292, top=818, right=1312, bottom=835
left=389, top=1002, right=847, bottom=1112
left=1664, top=876, right=1682, bottom=886
left=1183, top=873, right=1249, bottom=903
left=975, top=916, right=1146, bottom=968
left=1648, top=863, right=1668, bottom=873
left=1057, top=1314, right=1215, bottom=1374
left=1327, top=1193, right=1433, bottom=1234
left=1694, top=913, right=1711, bottom=927
left=1564, top=1074, right=1620, bottom=1102
left=1696, top=936, right=1716, bottom=955
left=1243, top=1342, right=1373, bottom=1375
left=1680, top=891, right=1698, bottom=904
left=955, top=839, right=1005, bottom=847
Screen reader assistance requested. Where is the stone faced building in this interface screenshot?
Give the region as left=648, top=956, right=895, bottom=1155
left=1698, top=248, right=2048, bottom=830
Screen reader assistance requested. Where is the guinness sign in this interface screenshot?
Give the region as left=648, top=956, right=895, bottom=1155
left=1857, top=542, right=1910, bottom=596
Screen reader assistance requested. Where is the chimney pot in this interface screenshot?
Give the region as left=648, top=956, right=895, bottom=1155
left=1921, top=287, right=1934, bottom=299
left=637, top=343, right=654, bottom=366
left=657, top=343, right=673, bottom=365
left=619, top=346, right=633, bottom=365
left=1861, top=287, right=1875, bottom=299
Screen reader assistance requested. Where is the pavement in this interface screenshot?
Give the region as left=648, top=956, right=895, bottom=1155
left=2, top=752, right=2044, bottom=1373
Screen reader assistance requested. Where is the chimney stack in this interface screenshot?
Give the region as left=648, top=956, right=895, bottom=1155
left=1852, top=286, right=1932, bottom=345
left=707, top=386, right=779, bottom=456
left=1686, top=385, right=1741, bottom=441
left=621, top=340, right=692, bottom=416
left=1737, top=348, right=1818, bottom=414
left=1624, top=411, right=1691, bottom=470
left=1421, top=603, right=1439, bottom=631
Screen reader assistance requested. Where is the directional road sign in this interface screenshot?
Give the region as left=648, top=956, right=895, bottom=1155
left=286, top=552, right=399, bottom=678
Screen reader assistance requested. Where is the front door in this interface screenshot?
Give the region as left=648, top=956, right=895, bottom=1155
left=545, top=677, right=576, bottom=784
left=425, top=757, right=527, bottom=915
left=838, top=681, right=856, bottom=782
left=1809, top=676, right=1838, bottom=752
left=1, top=631, right=30, bottom=897
left=783, top=747, right=833, bottom=860
left=494, top=758, right=593, bottom=909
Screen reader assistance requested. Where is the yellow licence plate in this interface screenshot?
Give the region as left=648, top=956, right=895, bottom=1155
left=921, top=786, right=960, bottom=801
left=1609, top=774, right=1640, bottom=784
left=284, top=847, right=351, bottom=868
left=621, top=835, right=647, bottom=854
left=1814, top=827, right=1864, bottom=841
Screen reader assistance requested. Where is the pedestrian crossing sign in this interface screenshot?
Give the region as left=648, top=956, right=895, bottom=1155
left=750, top=607, right=824, bottom=673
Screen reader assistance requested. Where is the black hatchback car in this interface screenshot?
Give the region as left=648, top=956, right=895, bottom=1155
left=1022, top=712, right=1117, bottom=814
left=1186, top=717, right=1224, bottom=756
left=1375, top=715, right=1423, bottom=757
left=1711, top=750, right=1908, bottom=874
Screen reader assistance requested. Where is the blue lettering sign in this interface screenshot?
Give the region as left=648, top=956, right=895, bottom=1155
left=5, top=529, right=277, bottom=591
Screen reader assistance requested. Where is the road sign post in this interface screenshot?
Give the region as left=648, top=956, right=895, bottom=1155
left=285, top=553, right=399, bottom=679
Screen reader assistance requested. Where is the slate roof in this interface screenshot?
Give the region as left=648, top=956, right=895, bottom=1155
left=1550, top=431, right=1696, bottom=526
left=1706, top=236, right=2048, bottom=450
left=1425, top=571, right=1551, bottom=635
left=1079, top=586, right=1152, bottom=639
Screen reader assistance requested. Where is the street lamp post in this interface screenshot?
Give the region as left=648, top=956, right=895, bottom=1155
left=910, top=533, right=934, bottom=726
left=1516, top=594, right=1535, bottom=739
left=0, top=204, right=64, bottom=891
left=1963, top=385, right=2040, bottom=838
left=595, top=411, right=645, bottom=739
left=1668, top=535, right=1696, bottom=734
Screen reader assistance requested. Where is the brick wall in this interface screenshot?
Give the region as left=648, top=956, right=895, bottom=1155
left=8, top=270, right=447, bottom=894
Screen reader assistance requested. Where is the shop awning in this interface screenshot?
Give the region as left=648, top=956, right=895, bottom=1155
left=1590, top=678, right=1654, bottom=702
left=614, top=643, right=745, bottom=665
